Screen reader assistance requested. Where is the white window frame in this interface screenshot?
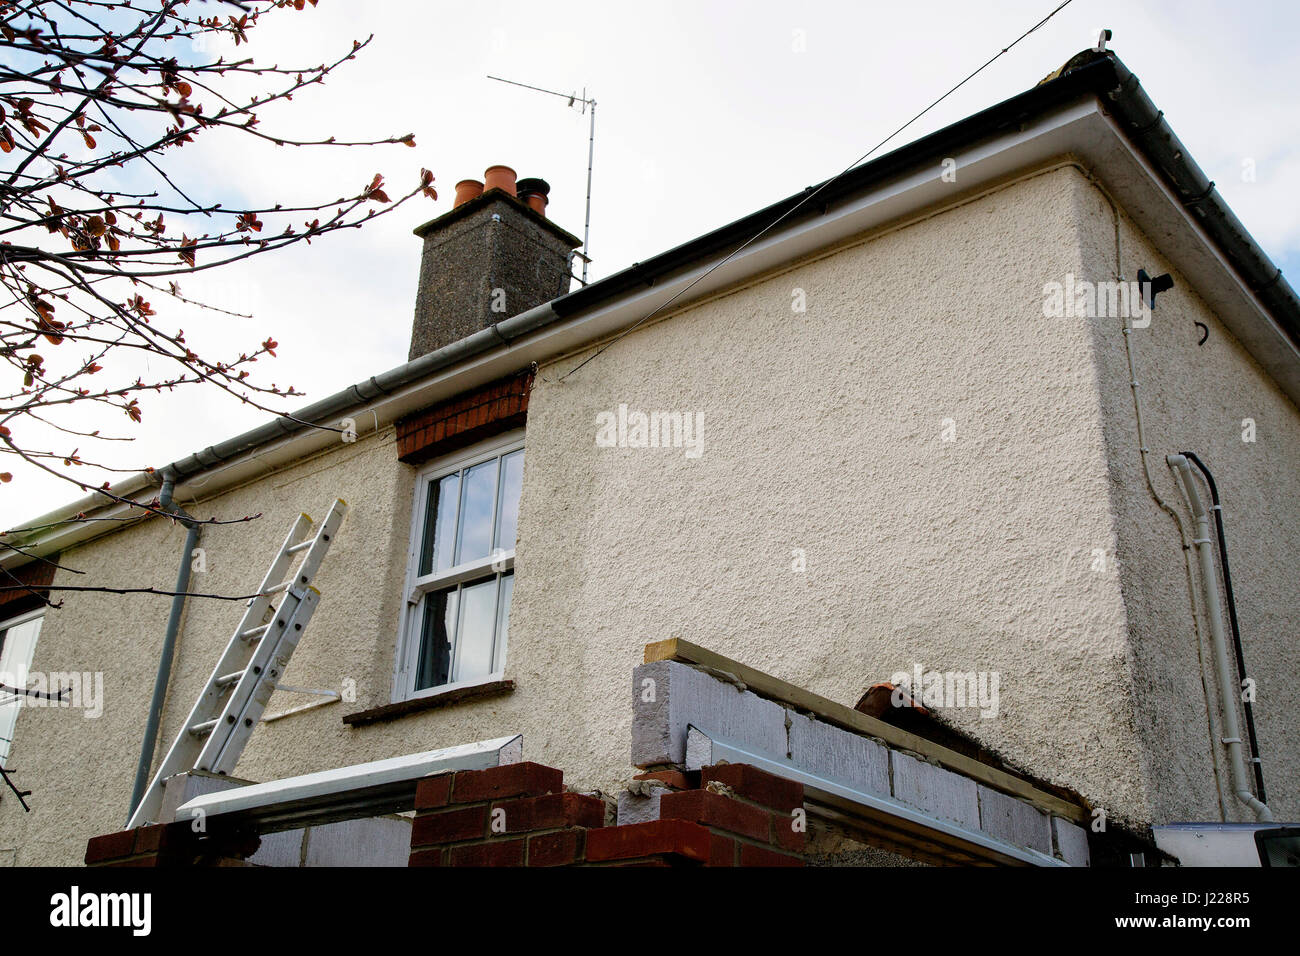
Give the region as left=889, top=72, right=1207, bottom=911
left=0, top=606, right=45, bottom=763
left=392, top=429, right=523, bottom=703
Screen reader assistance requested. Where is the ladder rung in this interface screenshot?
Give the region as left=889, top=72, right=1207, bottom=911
left=124, top=498, right=347, bottom=832
left=188, top=718, right=220, bottom=738
left=285, top=536, right=316, bottom=556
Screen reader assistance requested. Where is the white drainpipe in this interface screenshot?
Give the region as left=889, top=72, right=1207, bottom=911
left=1167, top=454, right=1272, bottom=822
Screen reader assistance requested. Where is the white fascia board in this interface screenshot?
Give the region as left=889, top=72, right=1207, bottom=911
left=486, top=100, right=1105, bottom=373
left=1079, top=111, right=1300, bottom=401
left=8, top=97, right=1295, bottom=564
left=173, top=734, right=522, bottom=823
left=5, top=102, right=1095, bottom=560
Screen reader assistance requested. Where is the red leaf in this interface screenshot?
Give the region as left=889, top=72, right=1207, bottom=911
left=37, top=314, right=65, bottom=346
left=362, top=173, right=391, bottom=204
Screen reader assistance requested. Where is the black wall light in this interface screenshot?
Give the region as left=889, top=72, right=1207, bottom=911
left=1138, top=268, right=1175, bottom=309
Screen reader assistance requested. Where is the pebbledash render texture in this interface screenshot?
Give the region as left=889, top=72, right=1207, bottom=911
left=85, top=762, right=807, bottom=868
left=408, top=189, right=580, bottom=360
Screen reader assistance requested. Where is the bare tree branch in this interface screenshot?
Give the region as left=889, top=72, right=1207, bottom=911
left=0, top=0, right=437, bottom=508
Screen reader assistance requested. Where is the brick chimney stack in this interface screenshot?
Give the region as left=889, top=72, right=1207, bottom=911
left=408, top=165, right=581, bottom=361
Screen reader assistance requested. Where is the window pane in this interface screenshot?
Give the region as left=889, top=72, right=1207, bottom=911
left=494, top=450, right=524, bottom=551
left=493, top=572, right=514, bottom=672
left=419, top=473, right=460, bottom=576
left=414, top=589, right=457, bottom=691
left=0, top=617, right=41, bottom=683
left=0, top=616, right=43, bottom=763
left=455, top=459, right=498, bottom=565
left=453, top=577, right=497, bottom=683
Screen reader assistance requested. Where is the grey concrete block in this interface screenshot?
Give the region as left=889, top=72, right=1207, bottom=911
left=890, top=751, right=980, bottom=830
left=630, top=660, right=788, bottom=768
left=303, top=817, right=411, bottom=867
left=977, top=785, right=1052, bottom=855
left=247, top=829, right=307, bottom=867
left=160, top=772, right=304, bottom=866
left=616, top=785, right=668, bottom=827
left=786, top=711, right=890, bottom=797
left=631, top=661, right=675, bottom=767
left=159, top=770, right=253, bottom=823
left=684, top=725, right=714, bottom=771
left=158, top=770, right=396, bottom=866
left=1051, top=816, right=1091, bottom=867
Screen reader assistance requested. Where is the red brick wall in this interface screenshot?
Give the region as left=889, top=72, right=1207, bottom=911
left=85, top=821, right=259, bottom=867
left=84, top=761, right=808, bottom=868
left=395, top=370, right=532, bottom=465
left=409, top=761, right=806, bottom=867
left=0, top=558, right=55, bottom=616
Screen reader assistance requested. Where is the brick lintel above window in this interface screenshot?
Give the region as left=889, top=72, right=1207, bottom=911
left=0, top=557, right=55, bottom=617
left=395, top=370, right=533, bottom=465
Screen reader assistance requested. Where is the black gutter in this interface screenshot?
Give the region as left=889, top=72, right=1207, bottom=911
left=137, top=50, right=1300, bottom=481
left=551, top=54, right=1131, bottom=319
left=19, top=49, right=1300, bottom=508
left=553, top=50, right=1300, bottom=350
left=1101, top=57, right=1300, bottom=348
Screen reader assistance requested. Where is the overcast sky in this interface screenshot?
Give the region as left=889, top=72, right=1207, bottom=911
left=4, top=0, right=1298, bottom=526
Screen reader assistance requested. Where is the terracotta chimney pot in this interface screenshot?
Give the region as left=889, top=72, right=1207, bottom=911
left=453, top=179, right=484, bottom=208
left=515, top=177, right=551, bottom=216
left=483, top=165, right=517, bottom=196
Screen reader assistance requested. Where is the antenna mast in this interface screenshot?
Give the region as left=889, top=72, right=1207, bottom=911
left=487, top=75, right=597, bottom=284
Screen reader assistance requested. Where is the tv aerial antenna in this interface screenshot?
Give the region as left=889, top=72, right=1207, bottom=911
left=487, top=75, right=596, bottom=284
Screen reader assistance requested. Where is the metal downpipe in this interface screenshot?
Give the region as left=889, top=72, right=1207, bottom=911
left=126, top=477, right=201, bottom=823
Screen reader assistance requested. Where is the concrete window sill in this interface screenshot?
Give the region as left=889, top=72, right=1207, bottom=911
left=342, top=679, right=514, bottom=728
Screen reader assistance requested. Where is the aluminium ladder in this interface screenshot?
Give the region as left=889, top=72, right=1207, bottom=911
left=126, top=498, right=349, bottom=830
